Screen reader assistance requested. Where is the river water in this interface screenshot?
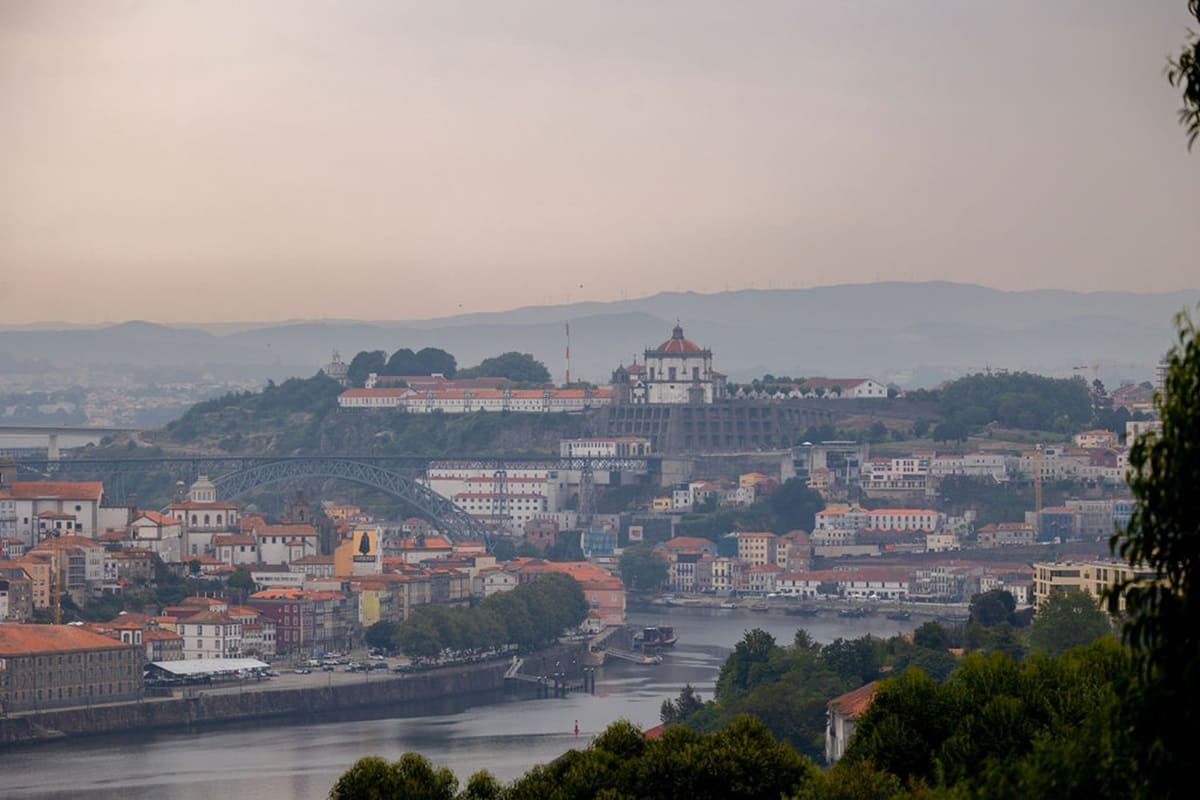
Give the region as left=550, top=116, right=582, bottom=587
left=0, top=608, right=915, bottom=799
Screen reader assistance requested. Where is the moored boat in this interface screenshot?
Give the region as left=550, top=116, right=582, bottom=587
left=634, top=626, right=678, bottom=649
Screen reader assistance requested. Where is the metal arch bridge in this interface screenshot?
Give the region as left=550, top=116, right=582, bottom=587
left=210, top=458, right=489, bottom=542
left=8, top=453, right=657, bottom=542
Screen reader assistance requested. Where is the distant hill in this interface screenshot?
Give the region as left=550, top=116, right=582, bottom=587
left=1, top=282, right=1194, bottom=387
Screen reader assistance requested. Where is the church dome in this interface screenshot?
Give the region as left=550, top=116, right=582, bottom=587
left=654, top=324, right=703, bottom=354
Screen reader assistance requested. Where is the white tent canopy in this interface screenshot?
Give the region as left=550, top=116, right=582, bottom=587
left=148, top=658, right=270, bottom=677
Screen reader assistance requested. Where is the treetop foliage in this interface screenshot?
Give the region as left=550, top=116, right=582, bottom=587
left=1107, top=307, right=1200, bottom=796
left=457, top=352, right=551, bottom=384
left=1169, top=1, right=1200, bottom=149
left=938, top=371, right=1092, bottom=434
left=389, top=572, right=587, bottom=658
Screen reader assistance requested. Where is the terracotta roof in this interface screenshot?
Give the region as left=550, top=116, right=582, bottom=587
left=651, top=324, right=704, bottom=355
left=6, top=481, right=104, bottom=500
left=339, top=388, right=411, bottom=398
left=31, top=535, right=103, bottom=551
left=213, top=534, right=256, bottom=547
left=134, top=510, right=177, bottom=526
left=291, top=555, right=334, bottom=565
left=660, top=536, right=715, bottom=550
left=168, top=501, right=239, bottom=511
left=394, top=537, right=453, bottom=550
left=252, top=524, right=317, bottom=537
left=0, top=624, right=132, bottom=655
left=181, top=596, right=226, bottom=607
left=828, top=681, right=878, bottom=719
left=736, top=530, right=778, bottom=539
left=178, top=611, right=238, bottom=625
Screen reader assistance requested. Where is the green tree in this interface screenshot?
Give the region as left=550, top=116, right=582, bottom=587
left=660, top=684, right=704, bottom=724
left=365, top=621, right=400, bottom=652
left=717, top=629, right=777, bottom=697
left=1106, top=308, right=1200, bottom=797
left=347, top=350, right=387, bottom=387
left=618, top=544, right=668, bottom=591
left=490, top=539, right=517, bottom=561
left=968, top=589, right=1016, bottom=627
left=910, top=418, right=931, bottom=438
left=499, top=716, right=816, bottom=800
left=932, top=420, right=968, bottom=443
left=793, top=759, right=906, bottom=800
left=397, top=616, right=442, bottom=661
left=384, top=348, right=425, bottom=376
left=911, top=621, right=948, bottom=651
left=1169, top=1, right=1200, bottom=149
left=1028, top=588, right=1111, bottom=656
left=768, top=479, right=825, bottom=531
left=458, top=352, right=550, bottom=383
left=329, top=752, right=459, bottom=800
left=459, top=771, right=503, bottom=800
left=226, top=566, right=255, bottom=601
left=416, top=347, right=458, bottom=378
left=821, top=637, right=880, bottom=685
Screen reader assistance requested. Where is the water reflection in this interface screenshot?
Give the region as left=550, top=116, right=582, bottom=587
left=0, top=607, right=915, bottom=799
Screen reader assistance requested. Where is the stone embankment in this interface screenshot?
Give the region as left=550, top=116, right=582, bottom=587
left=0, top=650, right=580, bottom=747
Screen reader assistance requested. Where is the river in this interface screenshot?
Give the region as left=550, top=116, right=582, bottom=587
left=0, top=608, right=916, bottom=798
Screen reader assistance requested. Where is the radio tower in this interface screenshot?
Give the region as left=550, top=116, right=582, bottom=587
left=565, top=322, right=571, bottom=386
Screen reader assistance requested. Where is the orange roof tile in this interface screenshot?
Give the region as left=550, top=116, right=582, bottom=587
left=0, top=624, right=132, bottom=655
left=6, top=481, right=103, bottom=500
left=828, top=681, right=877, bottom=719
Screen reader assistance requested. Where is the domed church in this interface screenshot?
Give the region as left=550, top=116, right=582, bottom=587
left=611, top=324, right=727, bottom=405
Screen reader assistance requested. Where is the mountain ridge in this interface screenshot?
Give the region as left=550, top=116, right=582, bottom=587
left=1, top=282, right=1195, bottom=387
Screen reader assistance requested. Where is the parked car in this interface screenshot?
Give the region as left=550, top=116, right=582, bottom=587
left=293, top=668, right=312, bottom=675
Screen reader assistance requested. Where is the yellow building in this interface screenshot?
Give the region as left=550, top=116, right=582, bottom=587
left=652, top=497, right=673, bottom=512
left=334, top=527, right=382, bottom=578
left=17, top=556, right=50, bottom=609
left=1033, top=560, right=1156, bottom=612
left=735, top=531, right=777, bottom=566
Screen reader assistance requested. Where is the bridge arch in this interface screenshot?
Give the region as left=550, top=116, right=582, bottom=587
left=211, top=458, right=489, bottom=542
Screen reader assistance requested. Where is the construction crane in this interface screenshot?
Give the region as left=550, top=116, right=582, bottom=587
left=1034, top=444, right=1044, bottom=515
left=50, top=547, right=61, bottom=625
left=1072, top=361, right=1150, bottom=383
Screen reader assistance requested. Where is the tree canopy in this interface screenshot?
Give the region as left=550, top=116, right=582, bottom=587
left=1169, top=1, right=1200, bottom=149
left=618, top=544, right=668, bottom=592
left=389, top=572, right=588, bottom=658
left=458, top=352, right=551, bottom=384
left=1028, top=588, right=1112, bottom=657
left=381, top=347, right=458, bottom=378
left=347, top=350, right=387, bottom=387
left=768, top=479, right=825, bottom=532
left=938, top=371, right=1093, bottom=434
left=1106, top=307, right=1200, bottom=796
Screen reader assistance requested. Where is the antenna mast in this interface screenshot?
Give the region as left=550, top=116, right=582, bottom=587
left=565, top=322, right=571, bottom=386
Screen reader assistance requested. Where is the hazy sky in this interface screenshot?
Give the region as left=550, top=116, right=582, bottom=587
left=2, top=1, right=1198, bottom=324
